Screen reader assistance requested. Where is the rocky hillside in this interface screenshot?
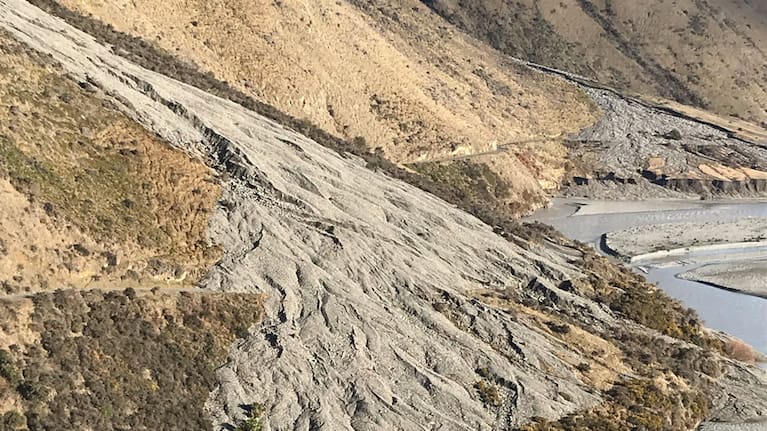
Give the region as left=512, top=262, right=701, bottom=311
left=1, top=1, right=766, bottom=430
left=423, top=0, right=767, bottom=128
left=35, top=0, right=767, bottom=207
left=37, top=0, right=605, bottom=214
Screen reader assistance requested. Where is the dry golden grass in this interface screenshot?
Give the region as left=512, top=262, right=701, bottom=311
left=0, top=33, right=220, bottom=293
left=56, top=0, right=601, bottom=211
left=427, top=0, right=767, bottom=126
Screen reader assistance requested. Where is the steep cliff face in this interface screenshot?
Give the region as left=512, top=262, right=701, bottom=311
left=423, top=0, right=767, bottom=127
left=2, top=2, right=765, bottom=430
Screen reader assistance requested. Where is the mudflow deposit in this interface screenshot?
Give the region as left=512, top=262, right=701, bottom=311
left=562, top=87, right=767, bottom=200
left=0, top=1, right=765, bottom=431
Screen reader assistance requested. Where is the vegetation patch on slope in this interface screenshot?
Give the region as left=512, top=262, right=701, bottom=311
left=467, top=229, right=726, bottom=430
left=0, top=32, right=220, bottom=293
left=420, top=0, right=593, bottom=77
left=519, top=378, right=708, bottom=431
left=0, top=289, right=263, bottom=431
left=411, top=160, right=544, bottom=217
left=514, top=313, right=721, bottom=430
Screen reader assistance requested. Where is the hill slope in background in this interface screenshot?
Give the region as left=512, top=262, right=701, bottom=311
left=423, top=0, right=767, bottom=127
left=2, top=1, right=767, bottom=430
left=43, top=0, right=767, bottom=206
left=46, top=0, right=606, bottom=214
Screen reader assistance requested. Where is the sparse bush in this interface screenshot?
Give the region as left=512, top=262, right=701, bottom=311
left=351, top=136, right=368, bottom=152
left=688, top=15, right=707, bottom=36
left=234, top=325, right=251, bottom=339
left=473, top=380, right=502, bottom=407
left=6, top=290, right=263, bottom=430
left=0, top=411, right=25, bottom=431
left=724, top=338, right=758, bottom=363
left=519, top=378, right=708, bottom=431
left=0, top=350, right=20, bottom=385
left=419, top=0, right=593, bottom=77
left=16, top=381, right=45, bottom=401
left=236, top=403, right=265, bottom=431
left=545, top=321, right=571, bottom=334
left=577, top=250, right=720, bottom=350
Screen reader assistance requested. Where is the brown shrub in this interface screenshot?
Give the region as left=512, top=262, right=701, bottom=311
left=724, top=339, right=758, bottom=363
left=473, top=380, right=502, bottom=408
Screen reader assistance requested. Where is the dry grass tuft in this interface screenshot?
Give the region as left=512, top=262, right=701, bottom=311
left=724, top=338, right=760, bottom=363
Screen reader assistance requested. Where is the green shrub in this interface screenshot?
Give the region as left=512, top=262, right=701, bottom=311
left=236, top=403, right=265, bottom=431
left=0, top=411, right=25, bottom=431
left=0, top=350, right=20, bottom=385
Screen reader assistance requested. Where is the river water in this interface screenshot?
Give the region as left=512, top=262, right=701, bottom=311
left=528, top=199, right=767, bottom=355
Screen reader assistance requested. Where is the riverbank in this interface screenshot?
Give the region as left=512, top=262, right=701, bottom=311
left=680, top=262, right=767, bottom=300
left=528, top=198, right=767, bottom=359
left=599, top=218, right=767, bottom=301
left=603, top=218, right=767, bottom=260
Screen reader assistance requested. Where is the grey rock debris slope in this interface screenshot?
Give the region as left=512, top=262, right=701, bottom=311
left=0, top=1, right=605, bottom=429
left=2, top=1, right=767, bottom=430
left=563, top=87, right=767, bottom=199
